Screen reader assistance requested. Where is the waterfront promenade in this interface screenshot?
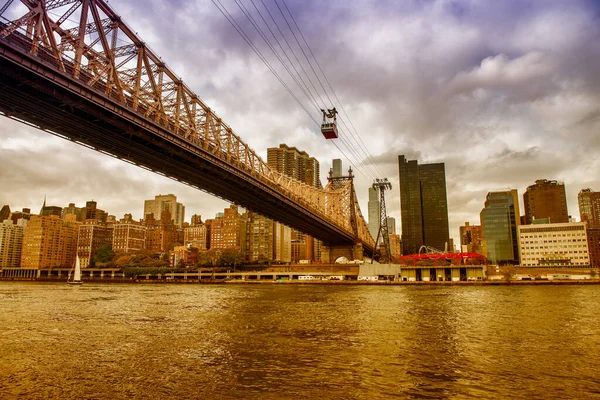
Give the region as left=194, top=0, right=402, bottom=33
left=1, top=263, right=598, bottom=285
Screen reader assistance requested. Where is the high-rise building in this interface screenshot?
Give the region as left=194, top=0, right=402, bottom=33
left=518, top=222, right=589, bottom=267
left=586, top=228, right=600, bottom=268
left=77, top=223, right=113, bottom=268
left=332, top=159, right=342, bottom=178
left=112, top=219, right=146, bottom=253
left=207, top=205, right=245, bottom=251
left=40, top=205, right=62, bottom=218
left=389, top=233, right=402, bottom=259
left=190, top=214, right=203, bottom=226
left=367, top=187, right=380, bottom=241
left=267, top=144, right=322, bottom=188
left=291, top=230, right=307, bottom=262
left=144, top=209, right=180, bottom=253
left=274, top=222, right=291, bottom=262
left=267, top=144, right=322, bottom=260
left=459, top=222, right=484, bottom=255
left=21, top=215, right=80, bottom=269
left=9, top=208, right=32, bottom=225
left=82, top=200, right=108, bottom=223
left=523, top=179, right=568, bottom=224
left=62, top=203, right=85, bottom=222
left=578, top=189, right=600, bottom=229
left=143, top=194, right=185, bottom=228
left=184, top=224, right=208, bottom=250
left=0, top=205, right=11, bottom=222
left=0, top=219, right=26, bottom=268
left=398, top=155, right=449, bottom=254
left=245, top=212, right=275, bottom=262
left=480, top=190, right=520, bottom=265
left=386, top=217, right=396, bottom=235
left=146, top=225, right=178, bottom=253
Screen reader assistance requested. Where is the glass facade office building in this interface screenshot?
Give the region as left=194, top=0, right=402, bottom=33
left=480, top=190, right=520, bottom=265
left=398, top=155, right=449, bottom=254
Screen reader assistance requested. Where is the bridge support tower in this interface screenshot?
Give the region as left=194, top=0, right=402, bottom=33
left=321, top=242, right=364, bottom=263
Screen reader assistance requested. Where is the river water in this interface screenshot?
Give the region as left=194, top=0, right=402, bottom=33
left=1, top=282, right=599, bottom=399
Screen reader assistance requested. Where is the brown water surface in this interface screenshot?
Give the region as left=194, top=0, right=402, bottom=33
left=1, top=282, right=599, bottom=399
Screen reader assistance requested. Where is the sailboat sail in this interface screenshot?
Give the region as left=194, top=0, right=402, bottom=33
left=68, top=255, right=83, bottom=284
left=73, top=256, right=81, bottom=282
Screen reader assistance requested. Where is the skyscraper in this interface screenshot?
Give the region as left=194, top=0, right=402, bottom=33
left=332, top=159, right=342, bottom=178
left=267, top=144, right=322, bottom=260
left=398, top=155, right=449, bottom=254
left=386, top=217, right=396, bottom=235
left=480, top=190, right=520, bottom=265
left=367, top=187, right=380, bottom=241
left=266, top=144, right=322, bottom=188
left=143, top=194, right=185, bottom=228
left=523, top=179, right=568, bottom=224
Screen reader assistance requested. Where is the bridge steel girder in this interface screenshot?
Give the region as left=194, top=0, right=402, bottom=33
left=0, top=37, right=374, bottom=254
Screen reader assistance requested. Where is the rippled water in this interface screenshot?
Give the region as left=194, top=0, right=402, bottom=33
left=1, top=282, right=599, bottom=399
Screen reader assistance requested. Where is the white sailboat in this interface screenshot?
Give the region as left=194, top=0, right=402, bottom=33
left=68, top=255, right=83, bottom=285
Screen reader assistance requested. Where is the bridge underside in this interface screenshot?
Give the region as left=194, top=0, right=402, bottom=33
left=321, top=243, right=364, bottom=264
left=0, top=40, right=374, bottom=255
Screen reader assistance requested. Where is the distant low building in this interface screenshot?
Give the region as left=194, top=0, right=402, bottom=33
left=518, top=221, right=589, bottom=267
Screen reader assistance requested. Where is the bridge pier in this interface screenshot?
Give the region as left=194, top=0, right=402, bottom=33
left=321, top=242, right=364, bottom=263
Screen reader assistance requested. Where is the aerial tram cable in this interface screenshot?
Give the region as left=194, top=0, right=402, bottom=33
left=279, top=0, right=386, bottom=179
left=223, top=0, right=379, bottom=180
left=211, top=0, right=319, bottom=126
left=255, top=0, right=329, bottom=110
left=212, top=0, right=372, bottom=180
left=232, top=0, right=322, bottom=112
left=248, top=0, right=323, bottom=110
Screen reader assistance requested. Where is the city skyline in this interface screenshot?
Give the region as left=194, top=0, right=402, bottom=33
left=1, top=0, right=600, bottom=247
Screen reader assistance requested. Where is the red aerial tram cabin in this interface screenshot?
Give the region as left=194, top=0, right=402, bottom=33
left=321, top=107, right=338, bottom=139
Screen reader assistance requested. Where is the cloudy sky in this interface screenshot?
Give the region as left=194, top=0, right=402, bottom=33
left=1, top=0, right=600, bottom=247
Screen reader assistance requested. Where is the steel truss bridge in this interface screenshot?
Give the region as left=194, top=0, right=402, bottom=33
left=0, top=0, right=375, bottom=256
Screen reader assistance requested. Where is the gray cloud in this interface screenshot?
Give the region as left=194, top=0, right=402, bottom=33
left=1, top=0, right=600, bottom=246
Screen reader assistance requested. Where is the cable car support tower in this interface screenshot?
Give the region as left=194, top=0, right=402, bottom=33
left=372, top=178, right=392, bottom=263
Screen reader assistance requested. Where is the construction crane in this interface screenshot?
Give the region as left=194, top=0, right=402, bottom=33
left=320, top=107, right=338, bottom=139
left=372, top=178, right=392, bottom=263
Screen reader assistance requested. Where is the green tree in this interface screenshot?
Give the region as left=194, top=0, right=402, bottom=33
left=198, top=249, right=218, bottom=267
left=93, top=244, right=114, bottom=266
left=220, top=249, right=244, bottom=266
